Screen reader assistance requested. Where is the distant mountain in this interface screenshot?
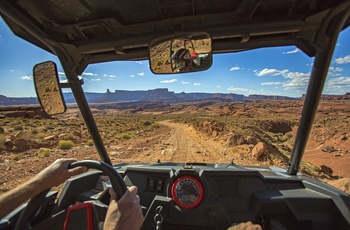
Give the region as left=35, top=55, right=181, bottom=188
left=301, top=93, right=350, bottom=100
left=1, top=89, right=349, bottom=106
left=247, top=94, right=297, bottom=100
left=0, top=95, right=39, bottom=106
left=65, top=88, right=247, bottom=103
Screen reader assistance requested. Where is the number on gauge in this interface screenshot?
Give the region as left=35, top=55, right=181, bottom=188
left=171, top=176, right=203, bottom=209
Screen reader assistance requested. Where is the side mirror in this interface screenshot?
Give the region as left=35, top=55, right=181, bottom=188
left=149, top=32, right=212, bottom=74
left=33, top=61, right=66, bottom=115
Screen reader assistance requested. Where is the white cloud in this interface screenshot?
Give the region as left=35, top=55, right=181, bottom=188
left=227, top=87, right=257, bottom=95
left=160, top=79, right=177, bottom=83
left=323, top=77, right=350, bottom=94
left=282, top=72, right=310, bottom=91
left=181, top=81, right=189, bottom=84
left=283, top=72, right=309, bottom=79
left=194, top=83, right=201, bottom=86
left=58, top=72, right=66, bottom=76
left=217, top=85, right=221, bottom=88
left=261, top=82, right=284, bottom=86
left=82, top=72, right=97, bottom=76
left=138, top=72, right=144, bottom=76
left=135, top=61, right=143, bottom=64
left=20, top=76, right=33, bottom=80
left=326, top=77, right=350, bottom=86
left=282, top=48, right=301, bottom=54
left=91, top=79, right=101, bottom=81
left=230, top=66, right=240, bottom=71
left=328, top=66, right=343, bottom=76
left=129, top=75, right=135, bottom=78
left=335, top=55, right=350, bottom=64
left=103, top=74, right=116, bottom=78
left=256, top=68, right=288, bottom=76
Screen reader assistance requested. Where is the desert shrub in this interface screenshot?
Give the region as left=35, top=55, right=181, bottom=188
left=86, top=140, right=94, bottom=146
left=143, top=123, right=159, bottom=131
left=14, top=125, right=23, bottom=130
left=37, top=148, right=51, bottom=157
left=121, top=133, right=132, bottom=139
left=17, top=153, right=25, bottom=160
left=31, top=129, right=39, bottom=134
left=217, top=121, right=226, bottom=128
left=143, top=121, right=152, bottom=126
left=46, top=124, right=55, bottom=130
left=58, top=140, right=74, bottom=150
left=0, top=133, right=6, bottom=143
left=36, top=133, right=48, bottom=139
left=61, top=133, right=75, bottom=141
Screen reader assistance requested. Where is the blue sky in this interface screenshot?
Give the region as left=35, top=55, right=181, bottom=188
left=1, top=17, right=349, bottom=98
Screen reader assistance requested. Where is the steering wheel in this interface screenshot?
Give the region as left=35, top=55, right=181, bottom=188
left=14, top=160, right=127, bottom=230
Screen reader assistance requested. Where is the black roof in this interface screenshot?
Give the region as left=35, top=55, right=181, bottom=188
left=1, top=0, right=350, bottom=73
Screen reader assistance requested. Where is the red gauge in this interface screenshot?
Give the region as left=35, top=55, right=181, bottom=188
left=171, top=176, right=204, bottom=209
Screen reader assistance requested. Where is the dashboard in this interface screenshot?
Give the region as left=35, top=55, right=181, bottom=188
left=58, top=162, right=350, bottom=230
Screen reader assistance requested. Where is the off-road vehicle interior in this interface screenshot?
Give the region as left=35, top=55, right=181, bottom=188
left=0, top=0, right=350, bottom=229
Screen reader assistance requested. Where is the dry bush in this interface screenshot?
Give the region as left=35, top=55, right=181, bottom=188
left=58, top=140, right=74, bottom=150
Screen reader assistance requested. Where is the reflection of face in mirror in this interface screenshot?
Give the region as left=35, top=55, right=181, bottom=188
left=149, top=32, right=212, bottom=74
left=171, top=48, right=193, bottom=72
left=34, top=62, right=66, bottom=115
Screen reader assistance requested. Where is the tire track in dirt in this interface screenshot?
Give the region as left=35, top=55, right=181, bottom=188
left=155, top=120, right=230, bottom=163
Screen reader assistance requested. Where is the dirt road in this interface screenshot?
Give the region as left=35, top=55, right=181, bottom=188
left=154, top=120, right=229, bottom=163
left=114, top=120, right=234, bottom=164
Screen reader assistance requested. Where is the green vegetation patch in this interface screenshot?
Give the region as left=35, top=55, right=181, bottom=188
left=58, top=140, right=74, bottom=150
left=86, top=139, right=94, bottom=146
left=37, top=148, right=51, bottom=157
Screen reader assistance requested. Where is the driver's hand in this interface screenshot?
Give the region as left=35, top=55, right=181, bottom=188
left=228, top=221, right=262, bottom=230
left=34, top=158, right=88, bottom=189
left=104, top=186, right=144, bottom=230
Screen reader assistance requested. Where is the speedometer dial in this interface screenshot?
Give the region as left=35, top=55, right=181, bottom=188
left=171, top=176, right=204, bottom=209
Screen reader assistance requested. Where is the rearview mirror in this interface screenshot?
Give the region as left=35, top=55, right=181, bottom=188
left=149, top=32, right=212, bottom=74
left=33, top=61, right=66, bottom=115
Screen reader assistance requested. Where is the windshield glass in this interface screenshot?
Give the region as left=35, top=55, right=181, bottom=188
left=0, top=16, right=349, bottom=194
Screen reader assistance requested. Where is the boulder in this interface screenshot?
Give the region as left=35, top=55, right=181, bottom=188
left=252, top=142, right=268, bottom=160
left=4, top=139, right=14, bottom=151
left=227, top=134, right=246, bottom=146
left=34, top=115, right=43, bottom=119
left=246, top=136, right=258, bottom=145
left=73, top=130, right=82, bottom=138
left=43, top=135, right=56, bottom=140
left=13, top=138, right=30, bottom=152
left=26, top=111, right=36, bottom=118
left=322, top=146, right=335, bottom=153
left=320, top=165, right=333, bottom=177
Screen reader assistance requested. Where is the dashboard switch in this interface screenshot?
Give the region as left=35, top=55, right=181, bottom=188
left=155, top=180, right=164, bottom=192
left=148, top=179, right=155, bottom=191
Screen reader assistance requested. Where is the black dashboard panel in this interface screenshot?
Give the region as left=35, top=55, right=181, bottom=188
left=121, top=163, right=350, bottom=230
left=55, top=163, right=350, bottom=230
